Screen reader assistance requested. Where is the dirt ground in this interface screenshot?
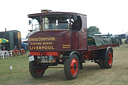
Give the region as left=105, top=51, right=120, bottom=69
left=0, top=44, right=128, bottom=85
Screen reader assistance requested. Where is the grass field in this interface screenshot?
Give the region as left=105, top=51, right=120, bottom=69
left=0, top=44, right=128, bottom=85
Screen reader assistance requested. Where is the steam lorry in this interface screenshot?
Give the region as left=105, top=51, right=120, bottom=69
left=28, top=10, right=119, bottom=80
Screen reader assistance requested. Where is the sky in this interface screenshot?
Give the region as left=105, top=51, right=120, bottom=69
left=0, top=0, right=128, bottom=38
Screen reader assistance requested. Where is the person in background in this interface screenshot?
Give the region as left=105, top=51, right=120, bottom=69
left=2, top=47, right=6, bottom=51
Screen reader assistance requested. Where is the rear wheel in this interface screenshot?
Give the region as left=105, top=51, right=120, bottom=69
left=64, top=54, right=79, bottom=80
left=29, top=59, right=47, bottom=78
left=104, top=50, right=113, bottom=68
left=99, top=49, right=113, bottom=68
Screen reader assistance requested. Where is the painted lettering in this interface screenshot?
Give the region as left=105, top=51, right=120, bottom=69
left=29, top=38, right=39, bottom=41
left=29, top=37, right=56, bottom=42
left=39, top=46, right=41, bottom=50
left=43, top=42, right=53, bottom=45
left=30, top=42, right=42, bottom=45
left=39, top=37, right=56, bottom=41
left=29, top=46, right=55, bottom=50
left=62, top=44, right=71, bottom=49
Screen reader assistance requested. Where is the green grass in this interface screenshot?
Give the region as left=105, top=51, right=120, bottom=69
left=0, top=44, right=128, bottom=85
left=0, top=53, right=29, bottom=85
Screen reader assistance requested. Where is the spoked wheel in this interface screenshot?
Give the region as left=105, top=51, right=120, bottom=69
left=99, top=49, right=113, bottom=68
left=64, top=54, right=79, bottom=80
left=29, top=60, right=48, bottom=78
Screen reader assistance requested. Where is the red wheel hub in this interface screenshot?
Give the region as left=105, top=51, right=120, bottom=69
left=108, top=52, right=112, bottom=66
left=36, top=68, right=43, bottom=74
left=70, top=58, right=78, bottom=76
left=35, top=63, right=44, bottom=74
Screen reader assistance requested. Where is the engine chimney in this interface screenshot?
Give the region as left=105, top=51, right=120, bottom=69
left=41, top=9, right=52, bottom=13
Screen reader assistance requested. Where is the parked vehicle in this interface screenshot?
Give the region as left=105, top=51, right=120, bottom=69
left=0, top=30, right=21, bottom=50
left=28, top=10, right=119, bottom=80
left=125, top=37, right=128, bottom=44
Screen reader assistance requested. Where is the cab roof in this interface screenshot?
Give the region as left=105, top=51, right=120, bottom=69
left=28, top=11, right=87, bottom=18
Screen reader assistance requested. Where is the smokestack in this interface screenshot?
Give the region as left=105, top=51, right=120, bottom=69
left=41, top=9, right=52, bottom=13
left=5, top=28, right=7, bottom=32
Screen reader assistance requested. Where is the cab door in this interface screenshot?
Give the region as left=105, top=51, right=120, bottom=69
left=72, top=30, right=79, bottom=50
left=71, top=15, right=87, bottom=50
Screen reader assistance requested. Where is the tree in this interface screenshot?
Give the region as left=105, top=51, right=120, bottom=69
left=87, top=26, right=101, bottom=35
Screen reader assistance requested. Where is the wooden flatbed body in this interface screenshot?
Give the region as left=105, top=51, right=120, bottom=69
left=88, top=43, right=119, bottom=51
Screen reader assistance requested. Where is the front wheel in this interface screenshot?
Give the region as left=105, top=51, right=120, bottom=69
left=29, top=60, right=47, bottom=78
left=64, top=54, right=79, bottom=80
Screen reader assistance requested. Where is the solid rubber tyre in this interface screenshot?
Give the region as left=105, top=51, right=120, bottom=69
left=99, top=49, right=113, bottom=68
left=29, top=60, right=47, bottom=78
left=64, top=54, right=79, bottom=80
left=104, top=49, right=113, bottom=68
